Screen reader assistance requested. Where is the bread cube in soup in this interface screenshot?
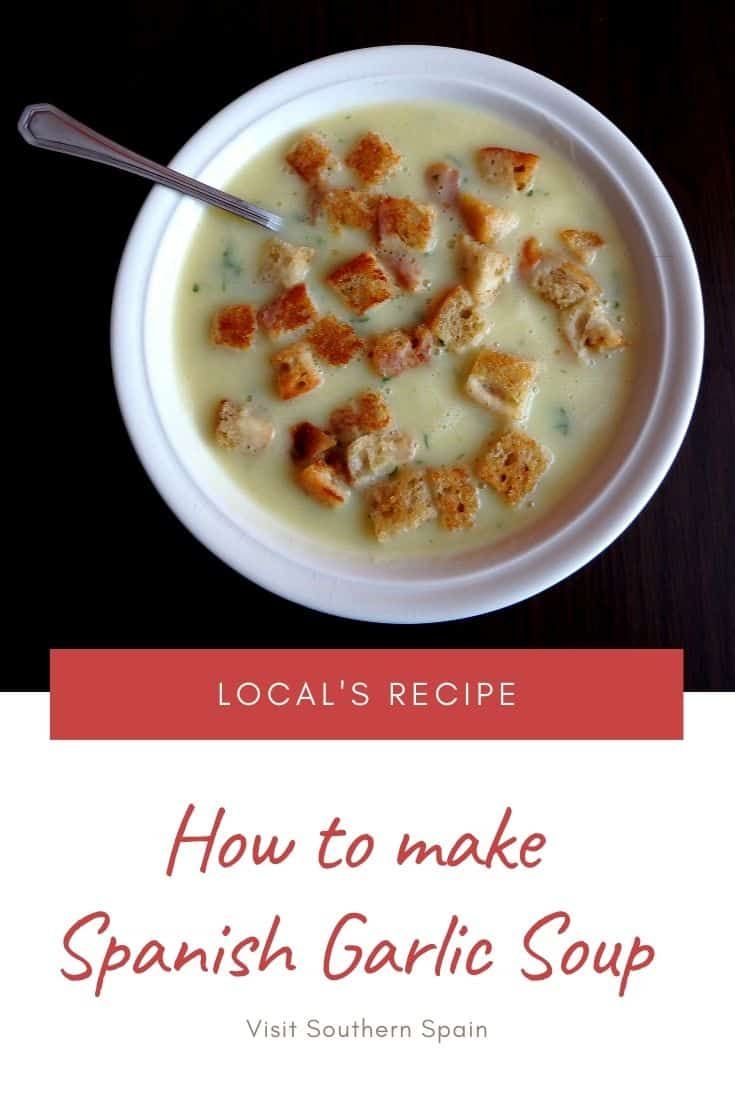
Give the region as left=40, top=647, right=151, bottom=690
left=457, top=235, right=511, bottom=302
left=308, top=315, right=363, bottom=366
left=322, top=188, right=380, bottom=232
left=475, top=429, right=551, bottom=506
left=560, top=298, right=625, bottom=359
left=476, top=146, right=539, bottom=192
left=377, top=196, right=437, bottom=252
left=326, top=252, right=393, bottom=315
left=559, top=228, right=605, bottom=265
left=426, top=285, right=490, bottom=351
left=210, top=304, right=257, bottom=349
left=296, top=459, right=350, bottom=507
left=427, top=465, right=479, bottom=530
left=286, top=132, right=337, bottom=184
left=258, top=283, right=318, bottom=337
left=214, top=399, right=275, bottom=454
left=271, top=342, right=323, bottom=400
left=346, top=429, right=417, bottom=486
left=290, top=421, right=336, bottom=467
left=465, top=349, right=538, bottom=421
left=458, top=192, right=519, bottom=244
left=367, top=467, right=437, bottom=541
left=345, top=132, right=401, bottom=185
left=260, top=239, right=315, bottom=289
left=328, top=390, right=392, bottom=444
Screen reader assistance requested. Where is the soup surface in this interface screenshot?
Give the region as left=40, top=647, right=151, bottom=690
left=176, top=100, right=638, bottom=558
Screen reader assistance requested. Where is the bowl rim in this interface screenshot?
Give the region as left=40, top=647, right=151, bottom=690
left=111, top=44, right=704, bottom=624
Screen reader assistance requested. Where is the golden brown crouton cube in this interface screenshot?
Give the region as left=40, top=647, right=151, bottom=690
left=427, top=465, right=479, bottom=530
left=290, top=421, right=337, bottom=467
left=259, top=239, right=315, bottom=288
left=370, top=325, right=434, bottom=378
left=326, top=252, right=394, bottom=315
left=425, top=162, right=461, bottom=207
left=210, top=304, right=257, bottom=349
left=426, top=285, right=490, bottom=351
left=457, top=235, right=511, bottom=302
left=286, top=132, right=337, bottom=184
left=322, top=188, right=380, bottom=232
left=475, top=429, right=552, bottom=506
left=458, top=192, right=519, bottom=244
left=296, top=459, right=350, bottom=507
left=345, top=429, right=417, bottom=486
left=376, top=196, right=438, bottom=252
left=271, top=342, right=323, bottom=400
left=367, top=467, right=437, bottom=542
left=308, top=315, right=363, bottom=366
left=258, top=283, right=319, bottom=337
left=520, top=239, right=601, bottom=309
left=465, top=349, right=538, bottom=421
left=559, top=298, right=625, bottom=359
left=345, top=131, right=401, bottom=185
left=214, top=399, right=275, bottom=454
left=476, top=146, right=540, bottom=192
left=328, top=390, right=392, bottom=444
left=559, top=228, right=605, bottom=265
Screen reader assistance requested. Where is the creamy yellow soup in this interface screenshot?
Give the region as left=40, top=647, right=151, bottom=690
left=176, top=100, right=638, bottom=558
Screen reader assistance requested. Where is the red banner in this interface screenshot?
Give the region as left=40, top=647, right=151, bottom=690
left=49, top=649, right=682, bottom=740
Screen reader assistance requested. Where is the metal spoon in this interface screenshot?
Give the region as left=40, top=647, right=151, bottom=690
left=17, top=103, right=284, bottom=233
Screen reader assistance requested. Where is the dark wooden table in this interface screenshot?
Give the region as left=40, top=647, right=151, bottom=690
left=9, top=0, right=734, bottom=689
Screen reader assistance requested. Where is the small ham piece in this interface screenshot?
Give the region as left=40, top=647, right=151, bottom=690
left=425, top=162, right=461, bottom=208
left=370, top=325, right=434, bottom=378
left=379, top=249, right=425, bottom=291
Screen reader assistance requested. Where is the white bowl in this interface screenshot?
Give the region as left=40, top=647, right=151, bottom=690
left=111, top=45, right=703, bottom=623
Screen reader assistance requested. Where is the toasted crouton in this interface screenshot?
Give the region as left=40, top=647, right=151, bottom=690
left=296, top=459, right=350, bottom=507
left=271, top=342, right=323, bottom=400
left=286, top=132, right=337, bottom=184
left=458, top=192, right=519, bottom=244
left=322, top=187, right=381, bottom=232
left=370, top=325, right=434, bottom=378
left=521, top=240, right=601, bottom=309
left=210, top=304, right=257, bottom=349
left=259, top=239, right=315, bottom=289
left=345, top=132, right=401, bottom=186
left=559, top=228, right=605, bottom=265
left=426, top=285, right=490, bottom=351
left=475, top=429, right=551, bottom=506
left=308, top=315, right=363, bottom=366
left=476, top=147, right=540, bottom=192
left=367, top=467, right=437, bottom=541
left=290, top=421, right=337, bottom=467
left=345, top=429, right=417, bottom=486
left=559, top=298, right=625, bottom=359
left=326, top=252, right=394, bottom=315
left=258, top=283, right=319, bottom=337
left=427, top=465, right=479, bottom=530
left=214, top=399, right=275, bottom=454
left=376, top=196, right=438, bottom=252
left=465, top=349, right=538, bottom=420
left=425, top=162, right=461, bottom=207
left=457, top=235, right=511, bottom=302
left=328, top=390, right=392, bottom=444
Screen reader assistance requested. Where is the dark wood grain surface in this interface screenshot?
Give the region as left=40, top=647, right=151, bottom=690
left=8, top=0, right=734, bottom=689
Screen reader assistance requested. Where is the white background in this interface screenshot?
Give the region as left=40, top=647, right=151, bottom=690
left=1, top=693, right=733, bottom=1100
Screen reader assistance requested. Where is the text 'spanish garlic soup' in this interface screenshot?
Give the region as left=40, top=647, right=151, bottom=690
left=176, top=101, right=638, bottom=559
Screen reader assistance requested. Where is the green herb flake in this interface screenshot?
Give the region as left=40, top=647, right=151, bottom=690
left=221, top=246, right=242, bottom=290
left=613, top=300, right=620, bottom=310
left=192, top=283, right=200, bottom=293
left=527, top=190, right=534, bottom=197
left=554, top=407, right=571, bottom=436
left=423, top=433, right=431, bottom=449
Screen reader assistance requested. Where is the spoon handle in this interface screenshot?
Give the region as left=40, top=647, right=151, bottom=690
left=17, top=103, right=283, bottom=233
